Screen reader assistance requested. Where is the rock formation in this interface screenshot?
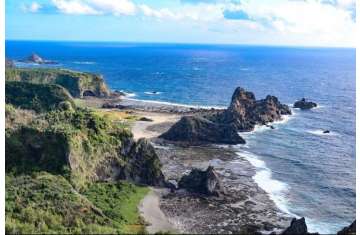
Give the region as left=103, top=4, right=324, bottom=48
left=160, top=115, right=245, bottom=145
left=294, top=98, right=317, bottom=110
left=178, top=166, right=225, bottom=196
left=160, top=87, right=291, bottom=145
left=25, top=53, right=57, bottom=64
left=281, top=218, right=310, bottom=235
left=337, top=220, right=356, bottom=235
left=121, top=138, right=168, bottom=187
left=211, top=87, right=291, bottom=132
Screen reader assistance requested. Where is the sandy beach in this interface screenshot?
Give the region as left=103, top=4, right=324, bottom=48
left=138, top=188, right=177, bottom=234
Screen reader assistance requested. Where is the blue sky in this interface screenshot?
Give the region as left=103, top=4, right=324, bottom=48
left=6, top=0, right=356, bottom=47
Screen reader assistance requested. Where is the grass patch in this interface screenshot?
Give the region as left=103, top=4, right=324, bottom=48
left=6, top=173, right=149, bottom=234
left=84, top=181, right=149, bottom=234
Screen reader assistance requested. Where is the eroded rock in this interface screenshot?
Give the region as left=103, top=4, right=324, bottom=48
left=178, top=166, right=225, bottom=196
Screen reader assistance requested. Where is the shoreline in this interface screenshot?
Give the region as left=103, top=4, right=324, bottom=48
left=114, top=97, right=293, bottom=233
left=138, top=188, right=177, bottom=234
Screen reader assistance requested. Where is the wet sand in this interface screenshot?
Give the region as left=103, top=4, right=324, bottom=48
left=138, top=188, right=177, bottom=234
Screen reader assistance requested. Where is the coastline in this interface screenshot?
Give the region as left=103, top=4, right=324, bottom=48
left=115, top=96, right=293, bottom=233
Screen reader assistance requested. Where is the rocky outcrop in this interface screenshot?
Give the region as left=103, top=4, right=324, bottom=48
left=160, top=87, right=290, bottom=145
left=121, top=138, right=167, bottom=187
left=178, top=166, right=225, bottom=196
left=293, top=98, right=317, bottom=110
left=5, top=68, right=110, bottom=98
left=281, top=218, right=310, bottom=235
left=160, top=115, right=245, bottom=145
left=337, top=221, right=356, bottom=235
left=210, top=87, right=291, bottom=132
left=24, top=53, right=57, bottom=64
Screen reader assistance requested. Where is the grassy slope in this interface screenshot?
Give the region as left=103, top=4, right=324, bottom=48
left=6, top=81, right=75, bottom=113
left=6, top=104, right=148, bottom=234
left=6, top=173, right=149, bottom=234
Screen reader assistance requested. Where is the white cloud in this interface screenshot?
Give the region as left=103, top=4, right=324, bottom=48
left=88, top=0, right=136, bottom=16
left=51, top=0, right=100, bottom=15
left=139, top=3, right=224, bottom=22
left=51, top=0, right=136, bottom=15
left=21, top=2, right=42, bottom=13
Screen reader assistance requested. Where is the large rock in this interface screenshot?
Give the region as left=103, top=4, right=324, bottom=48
left=212, top=87, right=291, bottom=131
left=337, top=220, right=356, bottom=235
left=160, top=115, right=245, bottom=145
left=281, top=217, right=308, bottom=235
left=121, top=138, right=167, bottom=187
left=293, top=98, right=317, bottom=110
left=178, top=166, right=225, bottom=196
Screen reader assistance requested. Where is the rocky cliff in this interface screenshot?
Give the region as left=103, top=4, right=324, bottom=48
left=5, top=68, right=110, bottom=98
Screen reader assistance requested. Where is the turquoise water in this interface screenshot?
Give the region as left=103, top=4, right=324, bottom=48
left=6, top=41, right=356, bottom=233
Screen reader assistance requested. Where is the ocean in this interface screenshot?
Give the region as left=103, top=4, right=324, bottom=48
left=6, top=40, right=356, bottom=233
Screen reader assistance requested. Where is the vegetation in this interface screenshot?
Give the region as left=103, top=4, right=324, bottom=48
left=6, top=81, right=75, bottom=113
left=5, top=68, right=158, bottom=234
left=6, top=173, right=148, bottom=234
left=5, top=67, right=110, bottom=98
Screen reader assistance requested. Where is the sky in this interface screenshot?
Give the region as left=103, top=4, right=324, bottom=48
left=5, top=0, right=357, bottom=47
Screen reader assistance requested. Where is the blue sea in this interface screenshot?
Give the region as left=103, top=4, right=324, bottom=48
left=6, top=41, right=356, bottom=234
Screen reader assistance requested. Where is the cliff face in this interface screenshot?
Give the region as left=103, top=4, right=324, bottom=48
left=5, top=68, right=110, bottom=98
left=6, top=106, right=166, bottom=190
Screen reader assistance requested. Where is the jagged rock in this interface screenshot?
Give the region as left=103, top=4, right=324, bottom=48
left=211, top=87, right=291, bottom=132
left=178, top=166, right=225, bottom=196
left=280, top=217, right=320, bottom=235
left=160, top=115, right=245, bottom=145
left=294, top=98, right=317, bottom=110
left=337, top=220, right=356, bottom=235
left=281, top=217, right=308, bottom=235
left=122, top=138, right=167, bottom=187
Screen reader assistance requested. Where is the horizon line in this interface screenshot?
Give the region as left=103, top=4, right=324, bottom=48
left=5, top=38, right=355, bottom=49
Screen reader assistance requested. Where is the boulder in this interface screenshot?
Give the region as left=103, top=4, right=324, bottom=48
left=160, top=115, right=245, bottom=145
left=337, top=220, right=356, bottom=235
left=294, top=98, right=317, bottom=110
left=178, top=166, right=225, bottom=196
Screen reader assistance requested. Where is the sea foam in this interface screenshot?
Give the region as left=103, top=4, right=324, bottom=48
left=236, top=151, right=294, bottom=216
